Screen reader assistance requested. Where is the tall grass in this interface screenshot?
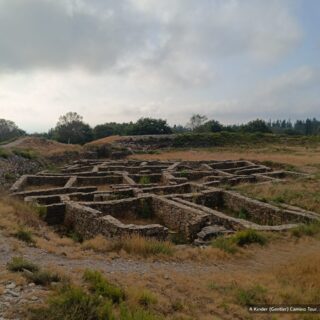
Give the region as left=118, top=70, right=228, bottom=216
left=83, top=235, right=174, bottom=257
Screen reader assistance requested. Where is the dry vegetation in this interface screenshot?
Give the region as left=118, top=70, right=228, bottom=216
left=1, top=145, right=320, bottom=319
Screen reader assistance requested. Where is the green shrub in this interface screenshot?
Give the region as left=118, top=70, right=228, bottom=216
left=119, top=304, right=162, bottom=320
left=137, top=290, right=157, bottom=307
left=68, top=230, right=84, bottom=243
left=211, top=237, right=238, bottom=254
left=211, top=229, right=267, bottom=253
left=34, top=205, right=47, bottom=218
left=291, top=221, right=320, bottom=238
left=0, top=148, right=11, bottom=158
left=138, top=199, right=153, bottom=219
left=26, top=270, right=61, bottom=286
left=29, top=286, right=114, bottom=320
left=83, top=270, right=125, bottom=304
left=14, top=228, right=35, bottom=245
left=237, top=208, right=249, bottom=219
left=233, top=229, right=268, bottom=247
left=236, top=285, right=268, bottom=306
left=139, top=176, right=151, bottom=185
left=7, top=257, right=39, bottom=273
left=12, top=148, right=37, bottom=159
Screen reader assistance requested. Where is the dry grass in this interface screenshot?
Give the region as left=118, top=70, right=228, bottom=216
left=0, top=196, right=44, bottom=233
left=82, top=234, right=174, bottom=258
left=3, top=136, right=82, bottom=156
left=235, top=176, right=320, bottom=213
left=85, top=135, right=124, bottom=146
left=130, top=145, right=320, bottom=168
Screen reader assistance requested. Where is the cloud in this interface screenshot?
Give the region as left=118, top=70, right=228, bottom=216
left=0, top=0, right=302, bottom=78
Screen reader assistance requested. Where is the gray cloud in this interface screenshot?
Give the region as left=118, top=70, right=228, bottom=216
left=0, top=0, right=301, bottom=78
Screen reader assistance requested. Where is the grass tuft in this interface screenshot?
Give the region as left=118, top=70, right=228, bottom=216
left=236, top=285, right=268, bottom=306
left=211, top=229, right=268, bottom=253
left=233, top=229, right=268, bottom=247
left=291, top=221, right=320, bottom=238
left=7, top=256, right=39, bottom=273
left=29, top=285, right=114, bottom=320
left=14, top=227, right=35, bottom=245
left=137, top=290, right=158, bottom=307
left=25, top=270, right=62, bottom=286
left=83, top=269, right=125, bottom=304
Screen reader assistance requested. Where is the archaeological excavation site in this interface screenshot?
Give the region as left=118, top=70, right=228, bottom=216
left=9, top=159, right=320, bottom=244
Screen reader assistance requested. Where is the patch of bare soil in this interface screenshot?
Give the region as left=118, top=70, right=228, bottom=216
left=2, top=137, right=82, bottom=156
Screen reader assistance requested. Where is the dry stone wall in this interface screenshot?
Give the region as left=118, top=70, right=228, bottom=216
left=9, top=159, right=320, bottom=243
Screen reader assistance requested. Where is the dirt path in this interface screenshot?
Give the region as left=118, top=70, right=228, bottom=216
left=1, top=232, right=319, bottom=277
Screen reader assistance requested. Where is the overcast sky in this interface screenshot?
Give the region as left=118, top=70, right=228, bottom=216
left=0, top=0, right=319, bottom=132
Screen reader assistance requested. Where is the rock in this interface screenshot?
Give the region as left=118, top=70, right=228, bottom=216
left=30, top=296, right=39, bottom=301
left=196, top=225, right=232, bottom=242
left=6, top=282, right=16, bottom=289
left=5, top=289, right=20, bottom=297
left=28, top=283, right=35, bottom=287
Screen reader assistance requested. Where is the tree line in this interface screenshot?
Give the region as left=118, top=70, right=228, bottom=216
left=1, top=112, right=320, bottom=144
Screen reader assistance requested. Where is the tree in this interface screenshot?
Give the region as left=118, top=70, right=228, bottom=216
left=0, top=119, right=25, bottom=142
left=131, top=118, right=172, bottom=135
left=187, top=114, right=208, bottom=131
left=196, top=119, right=223, bottom=133
left=242, top=119, right=271, bottom=133
left=53, top=112, right=93, bottom=144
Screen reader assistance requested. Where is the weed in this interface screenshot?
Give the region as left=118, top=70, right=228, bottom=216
left=12, top=148, right=37, bottom=159
left=35, top=205, right=47, bottom=219
left=0, top=148, right=11, bottom=158
left=29, top=285, right=114, bottom=320
left=236, top=285, right=268, bottom=306
left=14, top=228, right=35, bottom=245
left=138, top=199, right=153, bottom=219
left=211, top=229, right=267, bottom=253
left=211, top=237, right=238, bottom=254
left=291, top=221, right=320, bottom=238
left=25, top=270, right=62, bottom=286
left=233, top=229, right=268, bottom=247
left=83, top=269, right=125, bottom=304
left=137, top=290, right=157, bottom=307
left=68, top=230, right=84, bottom=243
left=171, top=300, right=184, bottom=312
left=139, top=176, right=151, bottom=185
left=237, top=208, right=249, bottom=219
left=7, top=257, right=39, bottom=273
left=119, top=304, right=162, bottom=320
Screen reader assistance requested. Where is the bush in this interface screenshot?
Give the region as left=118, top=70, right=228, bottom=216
left=83, top=270, right=125, bottom=304
left=211, top=229, right=267, bottom=253
left=7, top=257, right=39, bottom=273
left=14, top=228, right=35, bottom=245
left=29, top=286, right=114, bottom=320
left=26, top=270, right=62, bottom=286
left=137, top=290, right=157, bottom=307
left=139, top=176, right=151, bottom=185
left=291, top=221, right=320, bottom=238
left=233, top=229, right=268, bottom=247
left=211, top=237, right=238, bottom=254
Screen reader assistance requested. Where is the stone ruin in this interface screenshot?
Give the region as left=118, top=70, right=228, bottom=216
left=10, top=159, right=320, bottom=244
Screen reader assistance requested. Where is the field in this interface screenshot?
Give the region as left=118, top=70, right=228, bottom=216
left=0, top=141, right=320, bottom=320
